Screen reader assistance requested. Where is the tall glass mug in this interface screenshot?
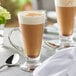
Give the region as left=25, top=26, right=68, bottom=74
left=18, top=11, right=45, bottom=71
left=8, top=10, right=46, bottom=71
left=55, top=0, right=76, bottom=47
left=9, top=11, right=45, bottom=72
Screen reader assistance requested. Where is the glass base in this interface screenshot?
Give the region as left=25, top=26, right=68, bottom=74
left=44, top=40, right=76, bottom=52
left=59, top=35, right=73, bottom=47
left=20, top=57, right=41, bottom=72
left=56, top=42, right=76, bottom=52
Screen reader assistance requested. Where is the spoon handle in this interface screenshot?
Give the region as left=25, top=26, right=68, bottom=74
left=7, top=64, right=19, bottom=67
left=44, top=41, right=59, bottom=48
left=0, top=65, right=7, bottom=69
left=0, top=64, right=19, bottom=70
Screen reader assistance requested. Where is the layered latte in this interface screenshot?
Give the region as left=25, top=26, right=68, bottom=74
left=18, top=11, right=44, bottom=58
left=55, top=0, right=76, bottom=36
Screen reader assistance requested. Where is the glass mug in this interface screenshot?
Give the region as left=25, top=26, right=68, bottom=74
left=8, top=11, right=45, bottom=72
left=55, top=0, right=76, bottom=47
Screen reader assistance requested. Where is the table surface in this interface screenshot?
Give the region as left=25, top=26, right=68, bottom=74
left=0, top=46, right=32, bottom=76
left=2, top=18, right=56, bottom=76
left=0, top=44, right=55, bottom=76
left=3, top=20, right=76, bottom=75
left=0, top=27, right=56, bottom=76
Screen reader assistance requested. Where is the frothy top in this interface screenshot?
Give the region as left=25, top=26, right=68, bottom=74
left=18, top=11, right=45, bottom=25
left=55, top=0, right=76, bottom=7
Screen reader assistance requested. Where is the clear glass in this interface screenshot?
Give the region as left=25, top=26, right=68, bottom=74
left=0, top=24, right=4, bottom=46
left=18, top=11, right=45, bottom=72
left=55, top=0, right=76, bottom=47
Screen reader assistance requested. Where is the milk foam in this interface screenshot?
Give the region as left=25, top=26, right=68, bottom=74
left=55, top=0, right=76, bottom=7
left=18, top=11, right=45, bottom=25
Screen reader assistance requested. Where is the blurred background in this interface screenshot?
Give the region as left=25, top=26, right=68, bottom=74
left=0, top=0, right=55, bottom=27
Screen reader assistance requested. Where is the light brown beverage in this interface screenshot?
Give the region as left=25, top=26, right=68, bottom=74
left=55, top=0, right=76, bottom=36
left=18, top=12, right=44, bottom=58
left=20, top=24, right=43, bottom=58
left=56, top=7, right=75, bottom=36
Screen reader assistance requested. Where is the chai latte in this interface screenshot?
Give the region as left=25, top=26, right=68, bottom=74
left=18, top=12, right=44, bottom=58
left=55, top=0, right=76, bottom=36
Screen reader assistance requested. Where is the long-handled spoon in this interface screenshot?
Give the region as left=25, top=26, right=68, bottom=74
left=0, top=53, right=20, bottom=71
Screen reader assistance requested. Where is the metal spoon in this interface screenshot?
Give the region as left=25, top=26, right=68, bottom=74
left=44, top=41, right=76, bottom=50
left=44, top=41, right=60, bottom=49
left=0, top=53, right=20, bottom=70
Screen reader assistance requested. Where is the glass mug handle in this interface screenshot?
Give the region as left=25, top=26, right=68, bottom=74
left=8, top=28, right=23, bottom=54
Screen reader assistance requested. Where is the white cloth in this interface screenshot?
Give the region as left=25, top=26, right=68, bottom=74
left=33, top=47, right=76, bottom=76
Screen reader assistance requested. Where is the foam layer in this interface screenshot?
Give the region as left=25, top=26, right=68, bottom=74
left=55, top=0, right=76, bottom=7
left=18, top=11, right=45, bottom=25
